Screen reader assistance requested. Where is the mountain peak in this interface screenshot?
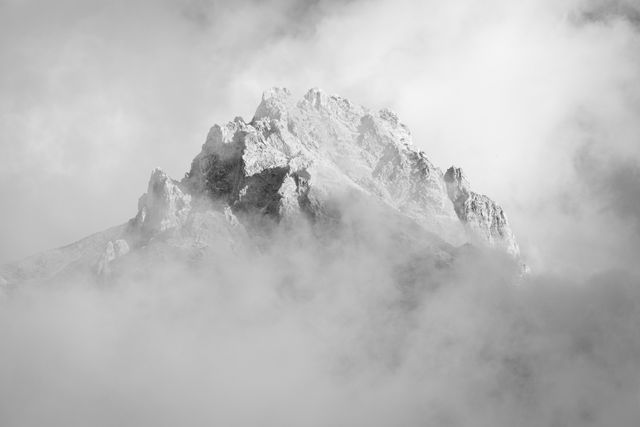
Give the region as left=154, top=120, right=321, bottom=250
left=253, top=87, right=294, bottom=121
left=181, top=88, right=517, bottom=251
left=0, top=88, right=522, bottom=286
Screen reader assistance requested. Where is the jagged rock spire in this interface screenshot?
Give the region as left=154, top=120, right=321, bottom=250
left=445, top=166, right=519, bottom=256
left=134, top=168, right=192, bottom=234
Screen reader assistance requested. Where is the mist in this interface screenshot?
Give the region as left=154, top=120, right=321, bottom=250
left=1, top=200, right=640, bottom=426
left=2, top=0, right=640, bottom=426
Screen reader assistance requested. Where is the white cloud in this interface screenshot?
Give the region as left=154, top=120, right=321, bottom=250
left=2, top=2, right=640, bottom=423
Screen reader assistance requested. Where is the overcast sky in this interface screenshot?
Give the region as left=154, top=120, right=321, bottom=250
left=1, top=0, right=640, bottom=274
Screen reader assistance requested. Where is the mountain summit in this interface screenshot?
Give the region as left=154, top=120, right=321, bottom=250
left=0, top=88, right=520, bottom=287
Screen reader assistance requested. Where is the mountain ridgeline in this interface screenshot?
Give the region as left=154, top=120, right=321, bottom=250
left=0, top=88, right=522, bottom=287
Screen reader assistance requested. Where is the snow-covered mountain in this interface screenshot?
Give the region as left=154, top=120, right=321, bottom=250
left=0, top=88, right=521, bottom=288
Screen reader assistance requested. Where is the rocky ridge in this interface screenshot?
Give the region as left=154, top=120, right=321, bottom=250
left=0, top=88, right=521, bottom=287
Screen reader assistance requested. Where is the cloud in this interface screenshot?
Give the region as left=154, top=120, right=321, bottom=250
left=2, top=2, right=640, bottom=423
left=575, top=0, right=640, bottom=26
left=575, top=143, right=640, bottom=231
left=0, top=219, right=639, bottom=426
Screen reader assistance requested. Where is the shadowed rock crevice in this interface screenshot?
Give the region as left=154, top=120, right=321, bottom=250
left=202, top=154, right=246, bottom=201
left=235, top=166, right=290, bottom=218
left=291, top=169, right=315, bottom=219
left=185, top=127, right=248, bottom=200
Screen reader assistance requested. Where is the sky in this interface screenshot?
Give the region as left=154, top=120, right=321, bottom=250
left=1, top=0, right=640, bottom=273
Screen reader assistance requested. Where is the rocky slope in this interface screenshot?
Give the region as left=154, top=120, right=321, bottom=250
left=0, top=88, right=521, bottom=288
left=444, top=167, right=519, bottom=256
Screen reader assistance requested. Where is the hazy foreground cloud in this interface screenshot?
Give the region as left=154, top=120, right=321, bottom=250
left=1, top=222, right=639, bottom=426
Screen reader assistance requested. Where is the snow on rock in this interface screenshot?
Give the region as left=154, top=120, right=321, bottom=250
left=224, top=206, right=240, bottom=227
left=184, top=87, right=469, bottom=244
left=134, top=88, right=520, bottom=257
left=96, top=239, right=130, bottom=276
left=444, top=166, right=520, bottom=256
left=0, top=87, right=525, bottom=287
left=253, top=87, right=295, bottom=122
left=134, top=168, right=192, bottom=234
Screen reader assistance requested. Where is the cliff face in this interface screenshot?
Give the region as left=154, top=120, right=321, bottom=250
left=0, top=88, right=521, bottom=287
